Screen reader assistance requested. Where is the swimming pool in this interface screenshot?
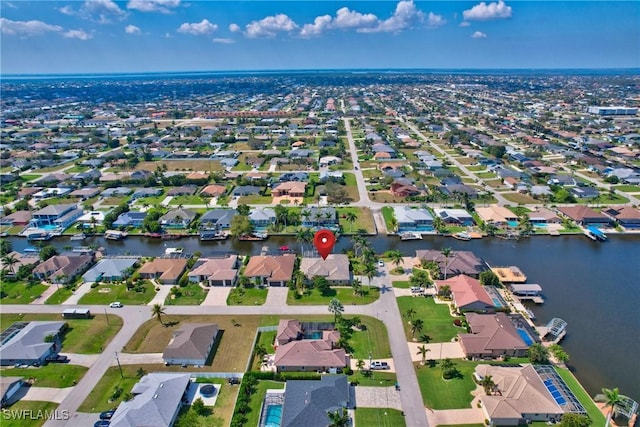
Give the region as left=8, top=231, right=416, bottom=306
left=507, top=220, right=519, bottom=227
left=305, top=331, right=323, bottom=339
left=265, top=404, right=282, bottom=427
left=517, top=328, right=534, bottom=346
left=40, top=225, right=58, bottom=231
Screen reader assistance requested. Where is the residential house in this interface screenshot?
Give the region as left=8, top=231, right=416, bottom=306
left=231, top=186, right=261, bottom=197
left=390, top=181, right=420, bottom=197
left=77, top=211, right=105, bottom=228
left=300, top=255, right=351, bottom=285
left=113, top=211, right=147, bottom=228
left=0, top=210, right=32, bottom=227
left=301, top=207, right=337, bottom=228
left=319, top=170, right=344, bottom=183
left=29, top=204, right=83, bottom=230
left=476, top=205, right=518, bottom=226
left=244, top=254, right=296, bottom=287
left=200, top=184, right=226, bottom=197
left=162, top=323, right=219, bottom=366
left=0, top=321, right=66, bottom=366
left=131, top=188, right=163, bottom=200
left=33, top=255, right=93, bottom=284
left=82, top=257, right=139, bottom=282
left=101, top=187, right=133, bottom=197
left=603, top=206, right=640, bottom=229
left=188, top=256, right=239, bottom=286
left=0, top=252, right=39, bottom=277
left=1, top=377, right=24, bottom=408
left=274, top=322, right=348, bottom=372
left=557, top=206, right=613, bottom=227
left=159, top=208, right=197, bottom=229
left=393, top=206, right=433, bottom=231
left=319, top=156, right=342, bottom=167
left=281, top=375, right=351, bottom=427
left=249, top=208, right=276, bottom=229
left=434, top=275, right=495, bottom=313
left=69, top=187, right=101, bottom=200
left=32, top=187, right=73, bottom=201
left=570, top=187, right=599, bottom=199
left=458, top=313, right=530, bottom=359
left=109, top=373, right=191, bottom=427
left=138, top=258, right=188, bottom=285
left=415, top=250, right=486, bottom=279
left=166, top=186, right=197, bottom=196
left=528, top=207, right=561, bottom=225
left=199, top=209, right=237, bottom=231
left=272, top=181, right=307, bottom=198
left=432, top=208, right=474, bottom=226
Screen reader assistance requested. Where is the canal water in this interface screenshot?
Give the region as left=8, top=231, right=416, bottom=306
left=9, top=234, right=640, bottom=402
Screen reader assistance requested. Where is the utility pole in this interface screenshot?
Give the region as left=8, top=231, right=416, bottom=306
left=104, top=308, right=110, bottom=325
left=115, top=352, right=123, bottom=378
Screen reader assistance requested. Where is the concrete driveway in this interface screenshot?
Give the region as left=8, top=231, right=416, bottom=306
left=265, top=287, right=288, bottom=307
left=147, top=283, right=173, bottom=306
left=201, top=287, right=231, bottom=306
left=23, top=387, right=73, bottom=404
left=407, top=342, right=465, bottom=361
left=426, top=408, right=486, bottom=426
left=59, top=353, right=99, bottom=367
left=350, top=358, right=396, bottom=373
left=112, top=353, right=164, bottom=365
left=355, top=386, right=402, bottom=411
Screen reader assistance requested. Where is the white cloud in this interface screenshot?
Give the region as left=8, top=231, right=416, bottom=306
left=58, top=0, right=126, bottom=23
left=333, top=7, right=379, bottom=30
left=0, top=18, right=63, bottom=36
left=63, top=29, right=92, bottom=40
left=463, top=0, right=512, bottom=21
left=127, top=0, right=181, bottom=14
left=229, top=23, right=240, bottom=33
left=459, top=21, right=471, bottom=27
left=426, top=12, right=446, bottom=29
left=125, top=24, right=141, bottom=34
left=3, top=2, right=17, bottom=8
left=59, top=5, right=75, bottom=15
left=164, top=32, right=173, bottom=38
left=178, top=19, right=218, bottom=35
left=370, top=0, right=426, bottom=33
left=471, top=31, right=487, bottom=38
left=300, top=15, right=332, bottom=37
left=245, top=14, right=297, bottom=38
left=213, top=37, right=234, bottom=44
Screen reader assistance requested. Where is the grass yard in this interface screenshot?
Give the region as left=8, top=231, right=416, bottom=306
left=349, top=316, right=392, bottom=359
left=355, top=408, right=406, bottom=427
left=174, top=379, right=237, bottom=427
left=136, top=160, right=223, bottom=172
left=337, top=207, right=375, bottom=234
left=343, top=172, right=361, bottom=203
left=502, top=192, right=541, bottom=204
left=396, top=297, right=463, bottom=343
left=0, top=281, right=48, bottom=304
left=0, top=401, right=59, bottom=427
left=125, top=315, right=261, bottom=372
left=165, top=283, right=208, bottom=305
left=238, top=194, right=273, bottom=204
left=576, top=193, right=630, bottom=205
left=554, top=367, right=606, bottom=426
left=101, top=197, right=129, bottom=206
left=436, top=424, right=484, bottom=427
left=287, top=286, right=380, bottom=306
left=1, top=364, right=88, bottom=388
left=245, top=380, right=286, bottom=427
left=78, top=282, right=156, bottom=305
left=415, top=360, right=478, bottom=409
left=44, top=285, right=76, bottom=305
left=250, top=330, right=277, bottom=370
left=369, top=191, right=404, bottom=204
left=169, top=195, right=206, bottom=205
left=349, top=370, right=397, bottom=387
left=77, top=366, right=140, bottom=413
left=20, top=174, right=42, bottom=182
left=613, top=184, right=640, bottom=193
left=227, top=287, right=268, bottom=306
left=392, top=281, right=411, bottom=289
left=381, top=206, right=395, bottom=232
left=474, top=172, right=497, bottom=179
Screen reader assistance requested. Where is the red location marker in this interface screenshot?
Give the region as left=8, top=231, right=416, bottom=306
left=313, top=229, right=336, bottom=260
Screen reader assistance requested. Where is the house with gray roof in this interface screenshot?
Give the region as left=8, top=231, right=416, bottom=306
left=101, top=187, right=133, bottom=197
left=393, top=206, right=433, bottom=231
left=249, top=208, right=276, bottom=229
left=0, top=321, right=65, bottom=366
left=82, top=257, right=139, bottom=282
left=231, top=185, right=261, bottom=197
left=433, top=208, right=474, bottom=226
left=29, top=204, right=82, bottom=229
left=281, top=375, right=351, bottom=427
left=109, top=373, right=191, bottom=427
left=159, top=208, right=197, bottom=229
left=199, top=209, right=236, bottom=231
left=162, top=323, right=218, bottom=366
left=1, top=377, right=24, bottom=408
left=113, top=211, right=147, bottom=228
left=300, top=254, right=351, bottom=285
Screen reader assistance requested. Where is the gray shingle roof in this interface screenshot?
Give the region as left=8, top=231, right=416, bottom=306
left=82, top=258, right=139, bottom=282
left=0, top=321, right=64, bottom=362
left=162, top=323, right=218, bottom=362
left=282, top=375, right=350, bottom=427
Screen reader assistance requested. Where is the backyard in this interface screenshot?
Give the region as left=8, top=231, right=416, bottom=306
left=396, top=297, right=463, bottom=343
left=337, top=207, right=374, bottom=234
left=414, top=359, right=478, bottom=409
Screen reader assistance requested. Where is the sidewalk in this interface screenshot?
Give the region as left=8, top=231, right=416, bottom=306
left=30, top=284, right=57, bottom=305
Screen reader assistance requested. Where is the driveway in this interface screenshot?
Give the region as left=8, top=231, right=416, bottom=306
left=201, top=287, right=231, bottom=306
left=147, top=283, right=173, bottom=306
left=355, top=386, right=402, bottom=411
left=30, top=285, right=57, bottom=305
left=112, top=353, right=164, bottom=365
left=265, top=287, right=288, bottom=307
left=426, top=408, right=486, bottom=426
left=63, top=282, right=94, bottom=305
left=59, top=353, right=100, bottom=367
left=22, top=387, right=73, bottom=404
left=407, top=342, right=465, bottom=361
left=350, top=358, right=396, bottom=373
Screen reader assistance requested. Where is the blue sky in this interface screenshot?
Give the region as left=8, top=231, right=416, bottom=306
left=1, top=1, right=638, bottom=74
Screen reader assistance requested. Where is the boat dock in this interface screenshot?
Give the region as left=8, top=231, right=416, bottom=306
left=105, top=230, right=128, bottom=240
left=400, top=232, right=422, bottom=240
left=585, top=226, right=607, bottom=241
left=492, top=266, right=528, bottom=283
left=511, top=283, right=545, bottom=304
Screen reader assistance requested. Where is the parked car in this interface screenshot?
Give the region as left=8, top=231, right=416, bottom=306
left=45, top=355, right=69, bottom=363
left=94, top=421, right=110, bottom=427
left=370, top=361, right=390, bottom=370
left=410, top=286, right=424, bottom=294
left=109, top=302, right=123, bottom=308
left=99, top=410, right=116, bottom=420
left=377, top=260, right=384, bottom=267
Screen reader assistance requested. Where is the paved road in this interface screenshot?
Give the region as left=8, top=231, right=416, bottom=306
left=342, top=118, right=372, bottom=206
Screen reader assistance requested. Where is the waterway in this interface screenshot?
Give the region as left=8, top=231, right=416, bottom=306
left=9, top=234, right=640, bottom=402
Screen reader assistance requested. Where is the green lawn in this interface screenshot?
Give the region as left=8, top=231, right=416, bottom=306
left=576, top=193, right=630, bottom=205
left=355, top=408, right=406, bottom=427
left=381, top=206, right=395, bottom=232
left=343, top=172, right=361, bottom=203
left=0, top=281, right=48, bottom=304
left=250, top=330, right=277, bottom=370
left=287, top=286, right=380, bottom=306
left=337, top=207, right=375, bottom=234
left=227, top=287, right=268, bottom=306
left=436, top=424, right=484, bottom=427
left=165, top=283, right=208, bottom=305
left=0, top=401, right=59, bottom=427
left=20, top=174, right=42, bottom=182
left=554, top=367, right=606, bottom=426
left=78, top=366, right=140, bottom=413
left=78, top=282, right=156, bottom=305
left=613, top=184, right=640, bottom=193
left=501, top=193, right=540, bottom=204
left=245, top=380, right=286, bottom=427
left=238, top=194, right=273, bottom=204
left=349, top=316, right=392, bottom=359
left=169, top=195, right=206, bottom=205
left=474, top=172, right=496, bottom=179
left=0, top=364, right=88, bottom=388
left=415, top=360, right=478, bottom=409
left=396, top=297, right=463, bottom=343
left=392, top=281, right=411, bottom=289
left=44, top=285, right=76, bottom=305
left=349, top=370, right=397, bottom=387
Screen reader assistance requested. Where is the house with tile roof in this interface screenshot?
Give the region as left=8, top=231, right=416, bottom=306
left=557, top=206, right=613, bottom=226
left=188, top=256, right=238, bottom=287
left=435, top=274, right=495, bottom=313
left=138, top=258, right=188, bottom=285
left=244, top=254, right=296, bottom=287
left=33, top=255, right=93, bottom=284
left=415, top=250, right=486, bottom=279
left=300, top=254, right=350, bottom=285
left=459, top=313, right=530, bottom=359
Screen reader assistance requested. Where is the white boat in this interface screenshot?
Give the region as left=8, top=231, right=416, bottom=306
left=452, top=231, right=471, bottom=241
left=164, top=247, right=184, bottom=256
left=399, top=232, right=422, bottom=240
left=70, top=233, right=86, bottom=241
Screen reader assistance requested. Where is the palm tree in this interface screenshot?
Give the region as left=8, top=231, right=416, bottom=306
left=440, top=357, right=455, bottom=373
left=351, top=278, right=363, bottom=296
left=411, top=319, right=424, bottom=340
left=596, top=387, right=623, bottom=427
left=363, top=262, right=377, bottom=287
left=404, top=308, right=416, bottom=322
left=388, top=250, right=404, bottom=272
left=295, top=227, right=308, bottom=256
left=1, top=253, right=19, bottom=275
left=345, top=211, right=357, bottom=232
left=389, top=216, right=398, bottom=233
left=417, top=344, right=430, bottom=365
left=151, top=304, right=166, bottom=325
left=356, top=359, right=365, bottom=372
left=440, top=247, right=453, bottom=280
left=432, top=216, right=445, bottom=233
left=327, top=408, right=350, bottom=427
left=481, top=375, right=496, bottom=395
left=328, top=298, right=344, bottom=323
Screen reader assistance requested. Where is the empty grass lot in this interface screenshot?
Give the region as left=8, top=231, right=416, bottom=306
left=174, top=379, right=237, bottom=427
left=165, top=283, right=207, bottom=305
left=287, top=286, right=380, bottom=306
left=0, top=282, right=48, bottom=304
left=337, top=207, right=374, bottom=234
left=415, top=360, right=478, bottom=409
left=227, top=287, right=268, bottom=306
left=136, top=160, right=224, bottom=172
left=1, top=364, right=88, bottom=388
left=343, top=172, right=361, bottom=203
left=396, top=297, right=463, bottom=343
left=78, top=282, right=156, bottom=305
left=355, top=408, right=406, bottom=427
left=168, top=195, right=206, bottom=205
left=501, top=193, right=541, bottom=204
left=1, top=401, right=59, bottom=427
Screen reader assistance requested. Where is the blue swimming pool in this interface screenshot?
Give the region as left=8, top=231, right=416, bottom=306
left=507, top=220, right=519, bottom=227
left=305, top=331, right=323, bottom=339
left=517, top=328, right=534, bottom=346
left=40, top=225, right=58, bottom=231
left=265, top=404, right=282, bottom=427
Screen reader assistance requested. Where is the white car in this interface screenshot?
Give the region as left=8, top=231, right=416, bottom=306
left=370, top=361, right=390, bottom=370
left=377, top=260, right=385, bottom=267
left=109, top=302, right=123, bottom=308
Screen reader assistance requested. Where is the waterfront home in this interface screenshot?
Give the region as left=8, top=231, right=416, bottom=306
left=301, top=207, right=337, bottom=228
left=29, top=203, right=83, bottom=230
left=527, top=207, right=561, bottom=225
left=458, top=313, right=530, bottom=359
left=299, top=254, right=351, bottom=285
left=188, top=256, right=239, bottom=286
left=476, top=205, right=518, bottom=226
left=393, top=206, right=433, bottom=231
left=415, top=250, right=486, bottom=279
left=109, top=373, right=191, bottom=427
left=162, top=323, right=218, bottom=366
left=272, top=181, right=307, bottom=198
left=602, top=206, right=640, bottom=229
left=249, top=208, right=276, bottom=229
left=33, top=255, right=93, bottom=284
left=244, top=254, right=296, bottom=287
left=281, top=375, right=351, bottom=427
left=557, top=206, right=613, bottom=227
left=138, top=258, right=188, bottom=285
left=82, top=257, right=139, bottom=283
left=0, top=251, right=40, bottom=277
left=0, top=210, right=32, bottom=227
left=199, top=209, right=236, bottom=231
left=112, top=211, right=147, bottom=228
left=432, top=208, right=474, bottom=226
left=200, top=184, right=226, bottom=197
left=0, top=321, right=66, bottom=366
left=101, top=187, right=133, bottom=197
left=69, top=187, right=101, bottom=200
left=434, top=274, right=495, bottom=313
left=159, top=208, right=197, bottom=229
left=77, top=211, right=105, bottom=227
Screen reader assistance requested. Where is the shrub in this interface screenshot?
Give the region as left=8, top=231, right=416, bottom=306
left=90, top=283, right=99, bottom=289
